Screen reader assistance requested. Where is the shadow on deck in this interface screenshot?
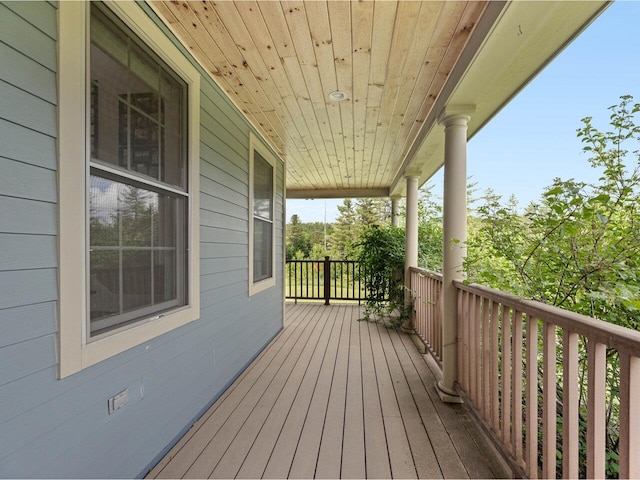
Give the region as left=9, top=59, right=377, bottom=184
left=147, top=303, right=511, bottom=479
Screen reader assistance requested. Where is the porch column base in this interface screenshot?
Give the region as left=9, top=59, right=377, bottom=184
left=436, top=380, right=464, bottom=404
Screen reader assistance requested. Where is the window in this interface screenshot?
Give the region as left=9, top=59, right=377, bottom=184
left=249, top=134, right=276, bottom=295
left=58, top=1, right=200, bottom=377
left=89, top=5, right=188, bottom=337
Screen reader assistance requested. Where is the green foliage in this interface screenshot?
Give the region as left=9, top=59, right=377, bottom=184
left=351, top=225, right=411, bottom=328
left=465, top=95, right=640, bottom=478
left=329, top=198, right=391, bottom=259
left=465, top=190, right=524, bottom=294
left=286, top=214, right=311, bottom=259
left=467, top=96, right=640, bottom=329
left=285, top=215, right=331, bottom=260
left=417, top=184, right=444, bottom=270
left=329, top=199, right=358, bottom=259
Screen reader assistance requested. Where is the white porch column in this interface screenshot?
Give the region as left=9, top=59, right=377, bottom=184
left=437, top=106, right=474, bottom=403
left=402, top=175, right=419, bottom=330
left=391, top=196, right=401, bottom=227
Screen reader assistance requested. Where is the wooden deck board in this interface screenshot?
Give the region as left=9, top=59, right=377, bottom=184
left=147, top=304, right=307, bottom=478
left=248, top=304, right=340, bottom=479
left=287, top=306, right=345, bottom=478
left=210, top=305, right=333, bottom=479
left=314, top=306, right=350, bottom=479
left=368, top=320, right=417, bottom=479
left=147, top=304, right=508, bottom=479
left=397, top=329, right=511, bottom=479
left=360, top=318, right=392, bottom=479
left=381, top=326, right=444, bottom=479
left=341, top=308, right=366, bottom=479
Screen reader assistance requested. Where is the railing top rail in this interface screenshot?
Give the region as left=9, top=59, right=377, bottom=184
left=409, top=266, right=443, bottom=282
left=455, top=279, right=640, bottom=356
left=285, top=259, right=358, bottom=265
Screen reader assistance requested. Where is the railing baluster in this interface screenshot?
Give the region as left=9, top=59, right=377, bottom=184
left=512, top=310, right=524, bottom=465
left=562, top=330, right=579, bottom=479
left=456, top=290, right=462, bottom=384
left=491, top=301, right=500, bottom=435
left=428, top=277, right=432, bottom=355
left=542, top=321, right=557, bottom=480
left=437, top=280, right=443, bottom=359
left=502, top=305, right=512, bottom=450
left=469, top=293, right=477, bottom=403
left=526, top=316, right=539, bottom=479
left=587, top=339, right=606, bottom=480
left=457, top=288, right=465, bottom=386
left=461, top=289, right=470, bottom=391
left=619, top=353, right=640, bottom=479
left=428, top=275, right=433, bottom=353
left=482, top=297, right=491, bottom=420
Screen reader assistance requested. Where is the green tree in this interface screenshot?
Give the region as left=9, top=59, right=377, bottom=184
left=330, top=199, right=358, bottom=258
left=286, top=214, right=311, bottom=259
left=304, top=221, right=329, bottom=253
left=416, top=184, right=444, bottom=271
left=355, top=198, right=384, bottom=227
left=467, top=96, right=640, bottom=326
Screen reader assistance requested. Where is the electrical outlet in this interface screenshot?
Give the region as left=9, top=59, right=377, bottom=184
left=108, top=388, right=128, bottom=414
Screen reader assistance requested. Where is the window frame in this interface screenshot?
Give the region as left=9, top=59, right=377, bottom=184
left=248, top=133, right=277, bottom=296
left=58, top=1, right=200, bottom=378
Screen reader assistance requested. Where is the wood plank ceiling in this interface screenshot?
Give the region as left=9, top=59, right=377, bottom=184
left=149, top=1, right=489, bottom=197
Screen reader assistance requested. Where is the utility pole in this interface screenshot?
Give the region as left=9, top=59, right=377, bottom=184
left=323, top=200, right=327, bottom=250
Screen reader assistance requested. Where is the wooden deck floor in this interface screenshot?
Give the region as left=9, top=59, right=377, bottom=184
left=147, top=303, right=510, bottom=479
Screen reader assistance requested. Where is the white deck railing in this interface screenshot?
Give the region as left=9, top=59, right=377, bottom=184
left=410, top=267, right=640, bottom=479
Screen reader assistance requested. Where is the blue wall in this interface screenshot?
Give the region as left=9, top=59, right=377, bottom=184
left=0, top=2, right=284, bottom=477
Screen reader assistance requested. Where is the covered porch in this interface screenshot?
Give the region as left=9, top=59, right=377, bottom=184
left=147, top=303, right=509, bottom=479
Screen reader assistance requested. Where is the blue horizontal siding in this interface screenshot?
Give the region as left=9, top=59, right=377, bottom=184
left=0, top=118, right=57, bottom=169
left=0, top=3, right=56, bottom=71
left=0, top=234, right=57, bottom=271
left=0, top=157, right=57, bottom=202
left=200, top=209, right=248, bottom=233
left=0, top=302, right=56, bottom=349
left=0, top=335, right=56, bottom=387
left=0, top=269, right=58, bottom=310
left=0, top=42, right=57, bottom=104
left=3, top=1, right=57, bottom=40
left=0, top=196, right=58, bottom=235
left=0, top=1, right=284, bottom=478
left=200, top=192, right=248, bottom=220
left=0, top=80, right=56, bottom=137
left=200, top=176, right=248, bottom=207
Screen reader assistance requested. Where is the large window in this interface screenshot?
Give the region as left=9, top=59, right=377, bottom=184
left=58, top=1, right=200, bottom=377
left=89, top=5, right=188, bottom=337
left=249, top=135, right=276, bottom=295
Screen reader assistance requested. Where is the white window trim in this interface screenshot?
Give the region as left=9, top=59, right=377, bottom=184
left=248, top=133, right=277, bottom=296
left=58, top=1, right=200, bottom=378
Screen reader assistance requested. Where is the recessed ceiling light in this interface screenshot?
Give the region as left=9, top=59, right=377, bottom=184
left=329, top=90, right=347, bottom=101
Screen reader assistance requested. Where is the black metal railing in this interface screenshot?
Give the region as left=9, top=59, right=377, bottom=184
left=285, top=256, right=374, bottom=304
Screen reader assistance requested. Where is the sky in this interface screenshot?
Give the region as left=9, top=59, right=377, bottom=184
left=286, top=1, right=640, bottom=223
